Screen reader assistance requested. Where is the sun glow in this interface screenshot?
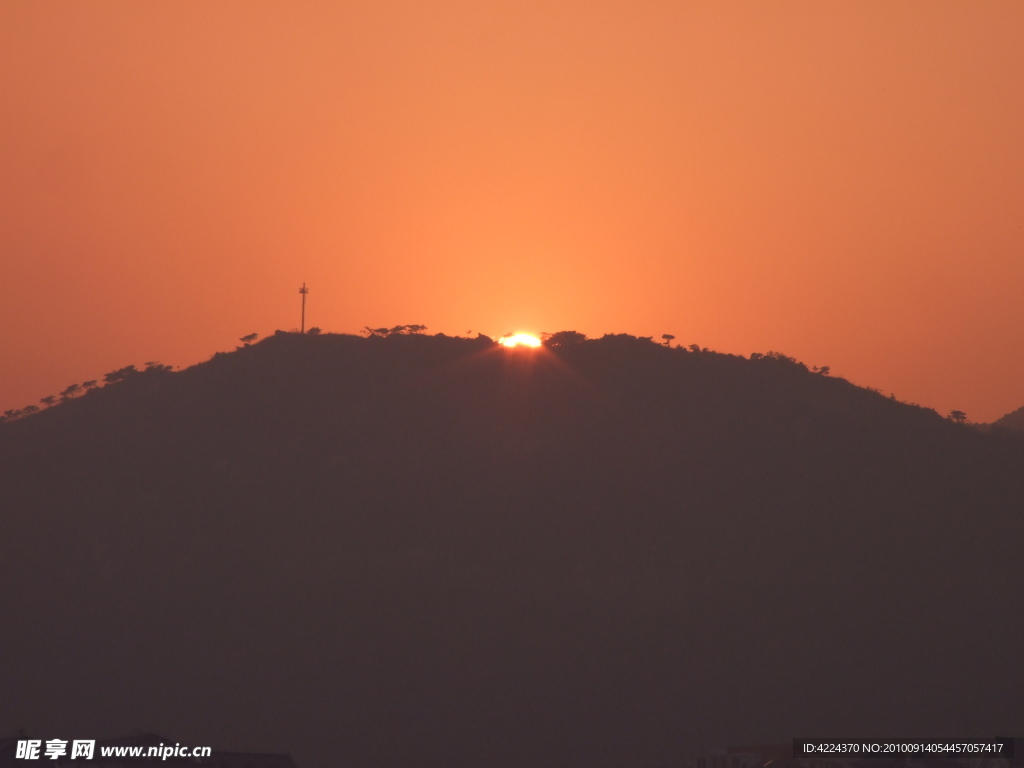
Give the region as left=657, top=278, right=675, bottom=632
left=499, top=333, right=542, bottom=348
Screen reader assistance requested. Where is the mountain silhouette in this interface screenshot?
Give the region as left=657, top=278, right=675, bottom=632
left=2, top=331, right=1022, bottom=768
left=993, top=404, right=1024, bottom=433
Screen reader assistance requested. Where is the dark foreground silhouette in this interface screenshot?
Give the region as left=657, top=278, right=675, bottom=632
left=993, top=404, right=1024, bottom=432
left=2, top=331, right=1022, bottom=767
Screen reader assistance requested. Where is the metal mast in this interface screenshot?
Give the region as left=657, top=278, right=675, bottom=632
left=299, top=283, right=308, bottom=333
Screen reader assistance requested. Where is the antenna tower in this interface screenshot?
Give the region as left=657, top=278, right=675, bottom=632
left=299, top=282, right=308, bottom=333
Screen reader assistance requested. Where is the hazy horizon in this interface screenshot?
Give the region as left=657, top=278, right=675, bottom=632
left=3, top=1, right=1023, bottom=422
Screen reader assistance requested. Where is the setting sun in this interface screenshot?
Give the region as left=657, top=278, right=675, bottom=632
left=499, top=333, right=542, bottom=348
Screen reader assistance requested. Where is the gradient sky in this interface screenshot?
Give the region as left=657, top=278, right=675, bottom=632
left=2, top=1, right=1023, bottom=422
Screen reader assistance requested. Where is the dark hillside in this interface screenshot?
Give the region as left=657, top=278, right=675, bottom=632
left=2, top=332, right=1023, bottom=768
left=993, top=403, right=1024, bottom=432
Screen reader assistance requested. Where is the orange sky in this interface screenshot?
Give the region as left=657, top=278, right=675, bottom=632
left=2, top=1, right=1023, bottom=422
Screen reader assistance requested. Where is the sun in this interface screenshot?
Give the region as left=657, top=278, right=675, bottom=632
left=499, top=333, right=542, bottom=348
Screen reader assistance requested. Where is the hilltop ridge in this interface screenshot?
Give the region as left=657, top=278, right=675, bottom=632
left=993, top=403, right=1024, bottom=432
left=2, top=330, right=1022, bottom=768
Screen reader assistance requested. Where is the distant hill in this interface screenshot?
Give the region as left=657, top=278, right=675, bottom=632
left=993, top=403, right=1024, bottom=432
left=2, top=331, right=1022, bottom=768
